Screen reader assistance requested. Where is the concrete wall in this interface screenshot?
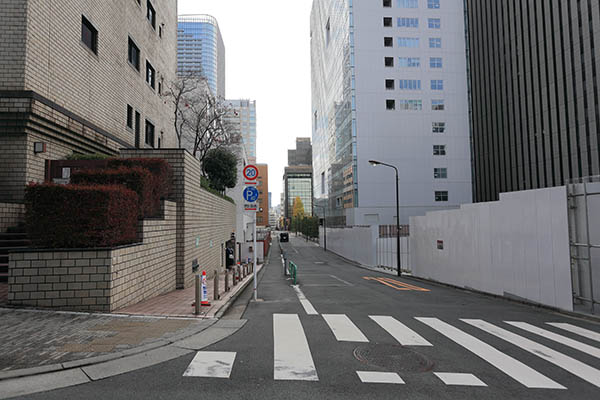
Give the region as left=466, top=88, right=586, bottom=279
left=410, top=187, right=573, bottom=311
left=0, top=203, right=25, bottom=232
left=8, top=201, right=177, bottom=312
left=319, top=226, right=378, bottom=267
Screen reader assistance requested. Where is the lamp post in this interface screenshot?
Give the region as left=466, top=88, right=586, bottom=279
left=314, top=204, right=327, bottom=251
left=369, top=160, right=401, bottom=277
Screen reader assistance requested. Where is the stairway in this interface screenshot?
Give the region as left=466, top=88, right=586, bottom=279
left=0, top=226, right=30, bottom=283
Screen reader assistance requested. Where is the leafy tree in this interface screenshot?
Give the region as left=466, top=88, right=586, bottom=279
left=292, top=197, right=305, bottom=219
left=202, top=148, right=238, bottom=191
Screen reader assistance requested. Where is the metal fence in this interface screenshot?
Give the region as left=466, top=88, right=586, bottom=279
left=376, top=225, right=410, bottom=272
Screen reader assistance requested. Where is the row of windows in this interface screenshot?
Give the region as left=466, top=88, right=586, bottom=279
left=385, top=99, right=446, bottom=111
left=128, top=38, right=160, bottom=92
left=384, top=17, right=441, bottom=29
left=126, top=105, right=161, bottom=148
left=384, top=38, right=442, bottom=49
left=390, top=0, right=441, bottom=8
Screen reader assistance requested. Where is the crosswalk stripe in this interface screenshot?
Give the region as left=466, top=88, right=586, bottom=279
left=370, top=316, right=432, bottom=346
left=183, top=352, right=236, bottom=378
left=323, top=314, right=369, bottom=342
left=356, top=371, right=405, bottom=384
left=547, top=322, right=600, bottom=343
left=416, top=317, right=565, bottom=389
left=506, top=321, right=600, bottom=359
left=273, top=314, right=319, bottom=381
left=292, top=285, right=319, bottom=315
left=464, top=319, right=600, bottom=388
left=433, top=372, right=487, bottom=387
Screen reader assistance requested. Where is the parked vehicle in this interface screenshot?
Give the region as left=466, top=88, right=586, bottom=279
left=279, top=232, right=289, bottom=242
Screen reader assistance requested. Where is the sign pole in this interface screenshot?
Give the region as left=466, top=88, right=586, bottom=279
left=253, top=210, right=257, bottom=301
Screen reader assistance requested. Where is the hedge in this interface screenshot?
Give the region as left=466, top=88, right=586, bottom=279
left=71, top=167, right=154, bottom=218
left=107, top=158, right=173, bottom=202
left=25, top=183, right=139, bottom=248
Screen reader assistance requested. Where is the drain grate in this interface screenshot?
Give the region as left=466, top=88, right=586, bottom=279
left=353, top=344, right=434, bottom=373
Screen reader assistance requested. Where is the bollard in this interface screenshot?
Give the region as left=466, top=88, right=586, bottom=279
left=214, top=270, right=220, bottom=300
left=194, top=274, right=200, bottom=315
left=225, top=270, right=230, bottom=292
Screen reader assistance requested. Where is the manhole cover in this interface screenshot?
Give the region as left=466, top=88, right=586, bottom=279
left=353, top=344, right=434, bottom=373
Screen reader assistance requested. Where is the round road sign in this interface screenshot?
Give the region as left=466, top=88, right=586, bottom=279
left=243, top=165, right=259, bottom=181
left=243, top=186, right=259, bottom=203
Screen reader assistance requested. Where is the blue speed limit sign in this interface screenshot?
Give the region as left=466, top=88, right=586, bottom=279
left=243, top=186, right=259, bottom=202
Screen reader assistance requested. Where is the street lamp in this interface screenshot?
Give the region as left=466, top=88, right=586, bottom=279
left=314, top=204, right=327, bottom=252
left=369, top=160, right=401, bottom=277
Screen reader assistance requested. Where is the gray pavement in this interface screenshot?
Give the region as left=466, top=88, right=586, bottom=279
left=5, top=234, right=600, bottom=399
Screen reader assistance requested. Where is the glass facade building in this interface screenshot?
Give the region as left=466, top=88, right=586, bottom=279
left=177, top=15, right=225, bottom=98
left=226, top=99, right=257, bottom=162
left=283, top=166, right=314, bottom=221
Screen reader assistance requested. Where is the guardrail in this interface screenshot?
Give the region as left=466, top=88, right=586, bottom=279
left=288, top=261, right=297, bottom=285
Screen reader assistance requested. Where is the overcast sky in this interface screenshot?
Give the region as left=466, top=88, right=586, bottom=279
left=178, top=0, right=313, bottom=206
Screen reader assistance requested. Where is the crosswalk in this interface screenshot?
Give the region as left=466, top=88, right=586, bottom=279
left=182, top=313, right=600, bottom=391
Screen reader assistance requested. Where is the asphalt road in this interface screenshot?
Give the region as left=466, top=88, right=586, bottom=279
left=16, top=235, right=600, bottom=399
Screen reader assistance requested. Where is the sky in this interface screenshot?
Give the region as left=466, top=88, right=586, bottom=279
left=178, top=0, right=314, bottom=207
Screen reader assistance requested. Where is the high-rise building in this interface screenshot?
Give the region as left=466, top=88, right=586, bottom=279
left=177, top=14, right=226, bottom=98
left=256, top=164, right=269, bottom=227
left=0, top=0, right=178, bottom=204
left=467, top=0, right=600, bottom=202
left=226, top=99, right=257, bottom=163
left=283, top=165, right=313, bottom=222
left=311, top=0, right=472, bottom=225
left=288, top=138, right=313, bottom=166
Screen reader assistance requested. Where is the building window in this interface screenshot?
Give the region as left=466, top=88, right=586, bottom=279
left=81, top=16, right=98, bottom=54
left=145, top=120, right=155, bottom=147
left=384, top=57, right=394, bottom=67
left=434, top=168, right=447, bottom=179
left=432, top=122, right=446, bottom=133
left=386, top=99, right=396, bottom=110
left=321, top=172, right=325, bottom=194
left=428, top=0, right=441, bottom=9
left=147, top=1, right=156, bottom=29
left=159, top=25, right=163, bottom=38
left=398, top=100, right=422, bottom=110
left=383, top=17, right=393, bottom=27
left=432, top=99, right=445, bottom=110
left=383, top=0, right=392, bottom=7
left=433, top=145, right=446, bottom=155
left=384, top=37, right=393, bottom=47
left=126, top=105, right=133, bottom=130
left=385, top=79, right=395, bottom=90
left=428, top=18, right=441, bottom=29
left=435, top=191, right=448, bottom=202
left=397, top=17, right=419, bottom=28
left=397, top=0, right=418, bottom=7
left=398, top=57, right=420, bottom=67
left=431, top=80, right=444, bottom=90
left=429, top=38, right=442, bottom=48
left=128, top=37, right=140, bottom=71
left=398, top=37, right=419, bottom=48
left=134, top=111, right=141, bottom=147
left=430, top=57, right=443, bottom=68
left=398, top=79, right=421, bottom=90
left=146, top=61, right=155, bottom=89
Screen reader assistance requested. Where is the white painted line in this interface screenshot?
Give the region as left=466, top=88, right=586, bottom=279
left=434, top=372, right=487, bottom=386
left=370, top=316, right=432, bottom=346
left=183, top=351, right=236, bottom=378
left=329, top=274, right=354, bottom=286
left=273, top=314, right=319, bottom=381
left=356, top=371, right=405, bottom=384
left=292, top=285, right=319, bottom=315
left=416, top=317, right=565, bottom=389
left=323, top=314, right=369, bottom=342
left=547, top=322, right=600, bottom=343
left=506, top=321, right=600, bottom=359
left=464, top=319, right=600, bottom=388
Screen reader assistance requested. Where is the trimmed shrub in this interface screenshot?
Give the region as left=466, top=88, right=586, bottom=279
left=71, top=167, right=155, bottom=218
left=66, top=153, right=111, bottom=161
left=25, top=183, right=139, bottom=248
left=107, top=158, right=173, bottom=201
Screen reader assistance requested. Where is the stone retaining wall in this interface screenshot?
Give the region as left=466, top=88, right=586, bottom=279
left=0, top=202, right=25, bottom=232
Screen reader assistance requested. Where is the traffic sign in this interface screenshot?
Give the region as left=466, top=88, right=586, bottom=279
left=243, top=165, right=259, bottom=183
left=243, top=186, right=259, bottom=203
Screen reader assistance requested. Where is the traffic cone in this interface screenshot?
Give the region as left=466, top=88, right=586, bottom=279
left=201, top=270, right=211, bottom=306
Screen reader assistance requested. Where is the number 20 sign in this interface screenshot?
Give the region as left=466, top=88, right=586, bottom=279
left=243, top=165, right=258, bottom=184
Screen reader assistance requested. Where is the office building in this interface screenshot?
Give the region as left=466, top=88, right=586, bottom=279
left=288, top=138, right=313, bottom=166
left=283, top=165, right=313, bottom=222
left=226, top=100, right=257, bottom=163
left=256, top=164, right=269, bottom=227
left=177, top=14, right=226, bottom=98
left=0, top=0, right=178, bottom=204
left=311, top=0, right=472, bottom=225
left=467, top=0, right=600, bottom=202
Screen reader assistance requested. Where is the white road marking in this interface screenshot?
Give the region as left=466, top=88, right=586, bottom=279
left=273, top=314, right=319, bottom=381
left=323, top=314, right=369, bottom=342
left=416, top=317, right=565, bottom=389
left=547, top=322, right=600, bottom=343
left=329, top=274, right=354, bottom=286
left=506, top=321, right=600, bottom=359
left=356, top=371, right=405, bottom=384
left=434, top=372, right=487, bottom=387
left=183, top=351, right=236, bottom=378
left=464, top=319, right=600, bottom=388
left=292, top=285, right=319, bottom=315
left=370, top=316, right=432, bottom=346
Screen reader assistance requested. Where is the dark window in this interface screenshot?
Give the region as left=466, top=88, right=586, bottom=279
left=435, top=191, right=448, bottom=202
left=384, top=37, right=393, bottom=47
left=383, top=0, right=392, bottom=7
left=147, top=1, right=156, bottom=29
left=159, top=25, right=162, bottom=38
left=384, top=57, right=394, bottom=67
left=145, top=120, right=155, bottom=147
left=433, top=145, right=446, bottom=155
left=158, top=80, right=162, bottom=95
left=383, top=17, right=393, bottom=27
left=135, top=111, right=141, bottom=147
left=81, top=16, right=98, bottom=54
left=126, top=105, right=133, bottom=129
left=146, top=61, right=155, bottom=89
left=128, top=37, right=140, bottom=70
left=386, top=99, right=396, bottom=110
left=385, top=79, right=395, bottom=90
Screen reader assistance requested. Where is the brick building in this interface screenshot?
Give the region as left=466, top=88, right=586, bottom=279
left=256, top=164, right=269, bottom=227
left=0, top=0, right=178, bottom=205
